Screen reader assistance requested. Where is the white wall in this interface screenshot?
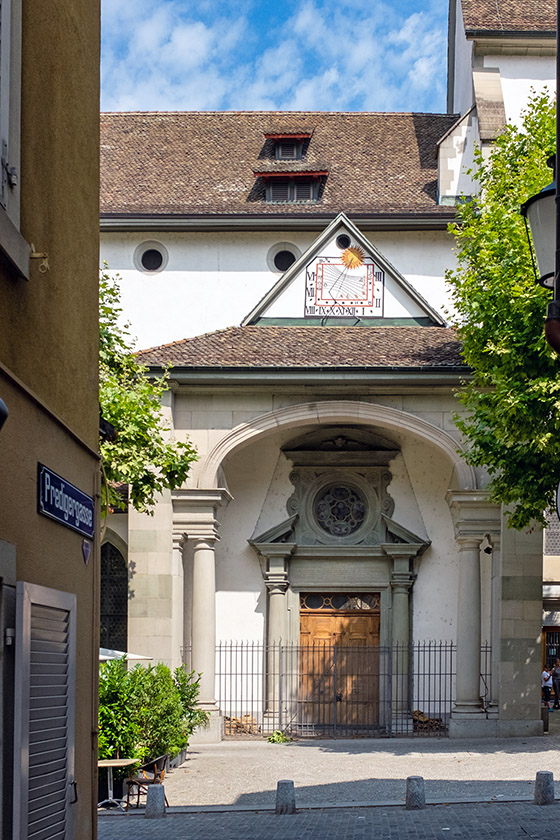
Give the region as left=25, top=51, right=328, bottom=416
left=483, top=55, right=555, bottom=127
left=101, top=228, right=456, bottom=348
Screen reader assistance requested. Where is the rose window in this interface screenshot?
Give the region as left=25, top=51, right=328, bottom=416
left=314, top=485, right=366, bottom=536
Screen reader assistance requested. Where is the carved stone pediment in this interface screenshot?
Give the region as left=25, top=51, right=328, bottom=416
left=282, top=425, right=399, bottom=467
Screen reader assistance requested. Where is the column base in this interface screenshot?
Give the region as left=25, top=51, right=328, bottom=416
left=449, top=716, right=497, bottom=738
left=189, top=709, right=223, bottom=744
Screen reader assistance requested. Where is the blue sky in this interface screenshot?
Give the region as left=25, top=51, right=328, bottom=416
left=101, top=0, right=449, bottom=113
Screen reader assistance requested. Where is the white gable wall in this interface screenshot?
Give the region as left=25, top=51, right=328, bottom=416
left=101, top=228, right=455, bottom=348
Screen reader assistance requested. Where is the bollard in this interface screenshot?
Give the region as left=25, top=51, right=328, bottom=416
left=275, top=779, right=296, bottom=814
left=405, top=776, right=426, bottom=810
left=145, top=784, right=167, bottom=818
left=534, top=771, right=555, bottom=805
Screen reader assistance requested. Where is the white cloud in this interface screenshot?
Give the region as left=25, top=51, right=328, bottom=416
left=101, top=0, right=448, bottom=113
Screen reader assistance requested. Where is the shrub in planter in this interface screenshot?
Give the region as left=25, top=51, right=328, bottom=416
left=98, top=659, right=208, bottom=768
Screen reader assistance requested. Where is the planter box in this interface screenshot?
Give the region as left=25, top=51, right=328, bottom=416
left=169, top=747, right=188, bottom=769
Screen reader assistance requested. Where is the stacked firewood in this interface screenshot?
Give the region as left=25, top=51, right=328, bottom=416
left=224, top=714, right=258, bottom=735
left=412, top=709, right=446, bottom=733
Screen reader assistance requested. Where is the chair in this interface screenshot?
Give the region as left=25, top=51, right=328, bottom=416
left=125, top=754, right=170, bottom=810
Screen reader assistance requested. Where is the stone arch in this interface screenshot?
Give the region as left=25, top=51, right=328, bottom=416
left=197, top=400, right=476, bottom=490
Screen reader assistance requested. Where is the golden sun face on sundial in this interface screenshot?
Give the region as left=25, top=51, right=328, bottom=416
left=341, top=246, right=365, bottom=269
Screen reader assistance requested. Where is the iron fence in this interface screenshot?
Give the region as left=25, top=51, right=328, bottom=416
left=204, top=641, right=492, bottom=739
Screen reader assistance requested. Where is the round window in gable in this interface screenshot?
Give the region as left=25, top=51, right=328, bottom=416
left=133, top=241, right=169, bottom=273
left=336, top=234, right=351, bottom=250
left=267, top=242, right=301, bottom=273
left=274, top=250, right=296, bottom=271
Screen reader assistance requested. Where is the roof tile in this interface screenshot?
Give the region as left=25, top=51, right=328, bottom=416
left=136, top=326, right=465, bottom=369
left=461, top=0, right=555, bottom=32
left=100, top=112, right=458, bottom=218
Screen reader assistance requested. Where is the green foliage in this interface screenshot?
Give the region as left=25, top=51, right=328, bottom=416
left=99, top=268, right=198, bottom=514
left=98, top=658, right=139, bottom=760
left=173, top=665, right=210, bottom=737
left=446, top=91, right=560, bottom=529
left=98, top=660, right=207, bottom=761
left=267, top=730, right=292, bottom=744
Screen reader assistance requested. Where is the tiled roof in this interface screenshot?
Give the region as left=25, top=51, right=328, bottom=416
left=461, top=0, right=556, bottom=32
left=100, top=111, right=458, bottom=218
left=136, top=326, right=465, bottom=369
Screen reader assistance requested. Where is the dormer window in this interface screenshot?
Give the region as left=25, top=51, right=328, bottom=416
left=253, top=171, right=328, bottom=203
left=276, top=140, right=300, bottom=160
left=264, top=131, right=311, bottom=162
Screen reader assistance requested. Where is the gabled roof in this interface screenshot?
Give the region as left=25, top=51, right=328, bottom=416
left=136, top=325, right=464, bottom=370
left=461, top=0, right=555, bottom=33
left=242, top=213, right=446, bottom=327
left=100, top=111, right=458, bottom=220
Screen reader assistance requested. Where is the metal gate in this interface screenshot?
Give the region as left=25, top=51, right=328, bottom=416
left=212, top=641, right=477, bottom=738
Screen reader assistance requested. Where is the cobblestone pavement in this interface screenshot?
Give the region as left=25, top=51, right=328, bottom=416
left=98, top=801, right=559, bottom=840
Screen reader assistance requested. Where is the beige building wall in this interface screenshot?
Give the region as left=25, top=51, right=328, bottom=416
left=0, top=0, right=100, bottom=836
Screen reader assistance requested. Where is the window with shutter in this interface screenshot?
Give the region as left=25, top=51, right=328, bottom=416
left=13, top=582, right=76, bottom=840
left=269, top=179, right=291, bottom=202
left=276, top=140, right=298, bottom=160
left=294, top=179, right=314, bottom=201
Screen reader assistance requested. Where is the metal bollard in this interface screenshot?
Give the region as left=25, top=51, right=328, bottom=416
left=534, top=771, right=555, bottom=805
left=275, top=779, right=296, bottom=814
left=405, top=775, right=426, bottom=810
left=145, top=784, right=167, bottom=818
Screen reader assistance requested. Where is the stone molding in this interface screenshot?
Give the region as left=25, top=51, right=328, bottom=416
left=198, top=400, right=477, bottom=490
left=446, top=490, right=501, bottom=544
left=172, top=487, right=233, bottom=542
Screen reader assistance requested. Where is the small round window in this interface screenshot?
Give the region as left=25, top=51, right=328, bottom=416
left=133, top=241, right=168, bottom=273
left=314, top=484, right=366, bottom=537
left=336, top=234, right=351, bottom=249
left=267, top=242, right=301, bottom=273
left=274, top=250, right=296, bottom=271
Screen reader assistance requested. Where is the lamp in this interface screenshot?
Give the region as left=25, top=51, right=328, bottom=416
left=521, top=161, right=555, bottom=290
left=520, top=0, right=560, bottom=351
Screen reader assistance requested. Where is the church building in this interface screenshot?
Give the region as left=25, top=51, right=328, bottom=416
left=99, top=0, right=555, bottom=741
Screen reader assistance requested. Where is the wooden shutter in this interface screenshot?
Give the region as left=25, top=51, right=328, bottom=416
left=294, top=179, right=313, bottom=201
left=269, top=179, right=290, bottom=201
left=13, top=582, right=76, bottom=840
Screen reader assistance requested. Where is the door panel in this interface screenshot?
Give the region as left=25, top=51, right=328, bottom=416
left=299, top=608, right=380, bottom=732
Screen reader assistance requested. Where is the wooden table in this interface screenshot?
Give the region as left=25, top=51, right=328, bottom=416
left=98, top=758, right=137, bottom=810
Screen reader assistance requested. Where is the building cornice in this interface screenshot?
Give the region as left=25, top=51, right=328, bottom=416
left=159, top=366, right=470, bottom=388
left=100, top=212, right=455, bottom=234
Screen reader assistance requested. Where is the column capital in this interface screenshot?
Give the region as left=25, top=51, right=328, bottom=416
left=446, top=489, right=501, bottom=544
left=390, top=574, right=415, bottom=593
left=172, top=532, right=187, bottom=552
left=172, top=488, right=232, bottom=542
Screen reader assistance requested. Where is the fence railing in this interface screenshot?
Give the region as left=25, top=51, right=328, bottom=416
left=200, top=641, right=492, bottom=739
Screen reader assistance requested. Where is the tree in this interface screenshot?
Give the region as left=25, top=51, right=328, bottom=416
left=446, top=92, right=559, bottom=529
left=99, top=268, right=197, bottom=514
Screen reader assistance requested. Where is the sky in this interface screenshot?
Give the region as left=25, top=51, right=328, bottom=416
left=101, top=0, right=449, bottom=114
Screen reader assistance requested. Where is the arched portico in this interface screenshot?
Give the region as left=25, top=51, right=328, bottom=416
left=197, top=400, right=477, bottom=491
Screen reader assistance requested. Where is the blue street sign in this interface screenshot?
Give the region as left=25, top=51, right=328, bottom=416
left=37, top=463, right=95, bottom=539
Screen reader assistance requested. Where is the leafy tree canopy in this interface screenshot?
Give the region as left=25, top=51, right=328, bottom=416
left=99, top=268, right=197, bottom=514
left=446, top=91, right=559, bottom=529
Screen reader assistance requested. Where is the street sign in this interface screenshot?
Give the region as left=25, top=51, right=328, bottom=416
left=37, top=463, right=95, bottom=539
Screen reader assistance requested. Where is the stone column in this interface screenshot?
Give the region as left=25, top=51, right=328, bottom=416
left=192, top=536, right=218, bottom=711
left=446, top=491, right=500, bottom=738
left=454, top=537, right=483, bottom=714
left=255, top=544, right=295, bottom=728
left=385, top=545, right=420, bottom=720
left=172, top=488, right=232, bottom=743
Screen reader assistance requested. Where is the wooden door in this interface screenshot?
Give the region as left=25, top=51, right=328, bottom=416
left=299, top=607, right=380, bottom=732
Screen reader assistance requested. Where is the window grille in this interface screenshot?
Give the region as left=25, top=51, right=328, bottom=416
left=100, top=543, right=128, bottom=651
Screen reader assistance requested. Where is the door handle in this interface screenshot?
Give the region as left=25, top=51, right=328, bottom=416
left=336, top=692, right=343, bottom=702
left=69, top=780, right=78, bottom=804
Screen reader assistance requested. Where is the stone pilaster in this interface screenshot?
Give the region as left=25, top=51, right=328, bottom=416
left=172, top=488, right=232, bottom=743
left=447, top=491, right=500, bottom=737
